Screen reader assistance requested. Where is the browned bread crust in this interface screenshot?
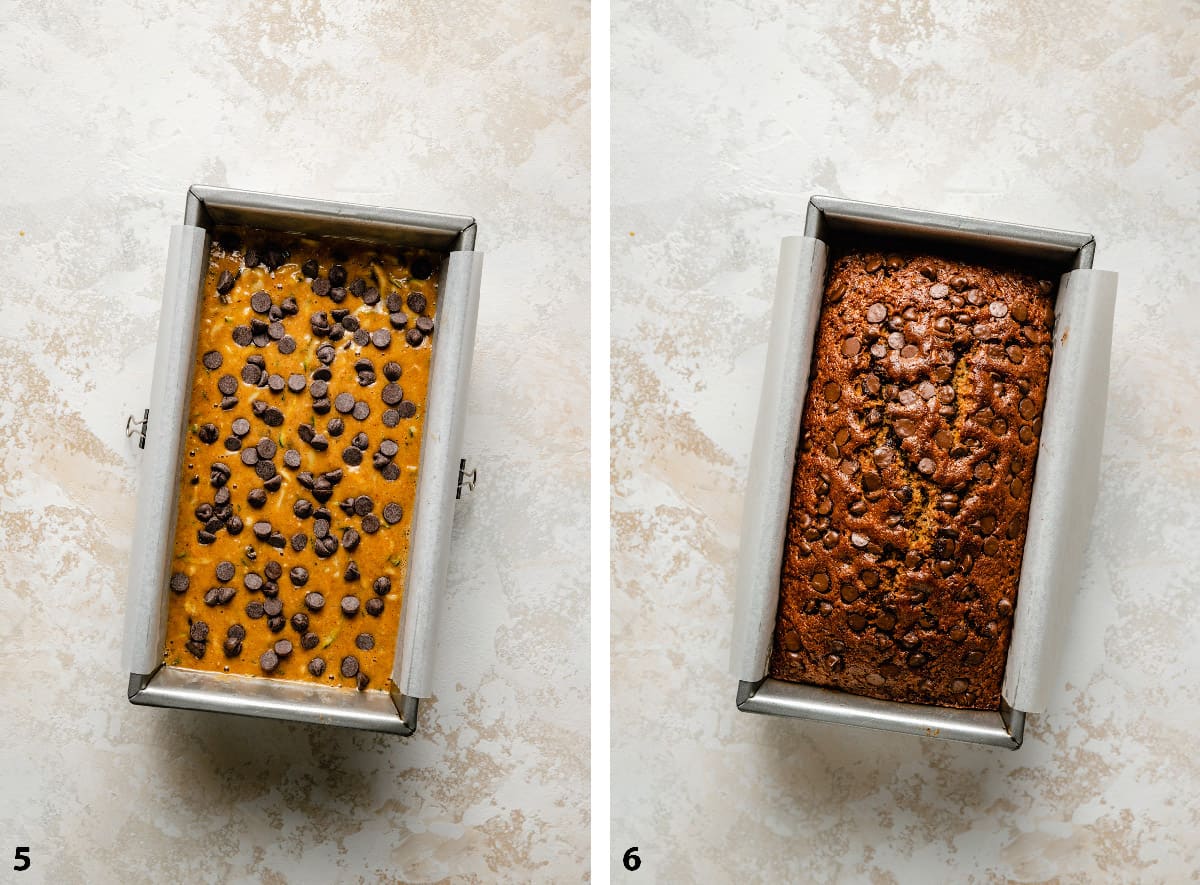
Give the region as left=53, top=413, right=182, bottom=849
left=768, top=249, right=1055, bottom=710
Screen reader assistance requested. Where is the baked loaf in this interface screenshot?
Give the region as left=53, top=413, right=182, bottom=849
left=768, top=249, right=1056, bottom=710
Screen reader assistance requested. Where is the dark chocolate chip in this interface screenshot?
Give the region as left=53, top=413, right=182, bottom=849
left=340, top=446, right=362, bottom=466
left=379, top=439, right=399, bottom=459
left=217, top=374, right=238, bottom=396
left=304, top=591, right=325, bottom=612
left=254, top=459, right=277, bottom=481
left=371, top=329, right=391, bottom=349
left=339, top=655, right=360, bottom=677
left=289, top=566, right=308, bottom=586
left=274, top=639, right=292, bottom=658
left=344, top=560, right=360, bottom=581
left=308, top=656, right=325, bottom=676
left=405, top=328, right=423, bottom=347
left=215, top=561, right=235, bottom=583
left=382, top=503, right=402, bottom=524
left=185, top=639, right=207, bottom=659
left=381, top=463, right=400, bottom=481
left=232, top=324, right=253, bottom=346
left=170, top=573, right=190, bottom=594
left=245, top=600, right=265, bottom=619
left=352, top=401, right=370, bottom=421
left=223, top=436, right=242, bottom=452
left=365, top=597, right=384, bottom=616
left=340, top=595, right=360, bottom=617
left=283, top=448, right=301, bottom=469
left=363, top=287, right=380, bottom=306
left=389, top=312, right=408, bottom=329
left=334, top=392, right=354, bottom=414
left=197, top=423, right=219, bottom=444
left=415, top=316, right=434, bottom=335
left=250, top=290, right=272, bottom=314
left=342, top=528, right=360, bottom=552
left=301, top=259, right=319, bottom=278
left=382, top=409, right=400, bottom=427
left=259, top=649, right=279, bottom=672
left=406, top=292, right=427, bottom=313
left=202, top=350, right=223, bottom=371
left=216, top=269, right=237, bottom=294
left=287, top=373, right=306, bottom=393
left=290, top=532, right=308, bottom=553
left=381, top=383, right=403, bottom=406
left=373, top=576, right=391, bottom=596
left=361, top=514, right=380, bottom=534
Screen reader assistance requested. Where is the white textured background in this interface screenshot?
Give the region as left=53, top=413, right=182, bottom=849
left=0, top=1, right=589, bottom=882
left=612, top=0, right=1199, bottom=881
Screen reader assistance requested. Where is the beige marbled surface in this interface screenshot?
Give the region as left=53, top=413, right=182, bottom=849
left=0, top=1, right=589, bottom=882
left=612, top=0, right=1199, bottom=881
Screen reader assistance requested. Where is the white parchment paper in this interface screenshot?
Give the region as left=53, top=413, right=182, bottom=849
left=730, top=236, right=827, bottom=682
left=1004, top=268, right=1118, bottom=711
left=393, top=250, right=484, bottom=697
left=121, top=224, right=207, bottom=675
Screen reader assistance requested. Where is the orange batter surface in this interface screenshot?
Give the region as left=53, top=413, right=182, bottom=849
left=163, top=226, right=441, bottom=691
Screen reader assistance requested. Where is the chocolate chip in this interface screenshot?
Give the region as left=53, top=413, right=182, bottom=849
left=250, top=290, right=271, bottom=314
left=380, top=440, right=401, bottom=461
left=216, top=269, right=236, bottom=294
left=339, top=655, right=360, bottom=678
left=342, top=528, right=361, bottom=552
left=404, top=288, right=429, bottom=315
left=405, top=328, right=423, bottom=347
left=334, top=446, right=360, bottom=467
left=245, top=600, right=265, bottom=619
left=289, top=566, right=309, bottom=587
left=252, top=521, right=272, bottom=540
left=214, top=374, right=238, bottom=397
left=344, top=560, right=360, bottom=581
left=170, top=572, right=189, bottom=594
left=307, top=656, right=325, bottom=676
left=222, top=637, right=242, bottom=657
left=270, top=639, right=291, bottom=659
left=358, top=514, right=378, bottom=534
left=381, top=463, right=400, bottom=481
left=364, top=506, right=396, bottom=532
left=227, top=515, right=244, bottom=535
left=330, top=392, right=352, bottom=414
left=304, top=591, right=325, bottom=611
left=211, top=561, right=235, bottom=583
left=352, top=401, right=370, bottom=421
left=259, top=650, right=279, bottom=672
left=300, top=258, right=319, bottom=278
left=365, top=597, right=384, bottom=616
left=185, top=639, right=207, bottom=659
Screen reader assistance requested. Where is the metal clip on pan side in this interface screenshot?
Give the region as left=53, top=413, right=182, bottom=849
left=126, top=409, right=149, bottom=449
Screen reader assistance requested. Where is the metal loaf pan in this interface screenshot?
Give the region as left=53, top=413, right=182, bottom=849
left=122, top=186, right=484, bottom=736
left=733, top=195, right=1113, bottom=749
